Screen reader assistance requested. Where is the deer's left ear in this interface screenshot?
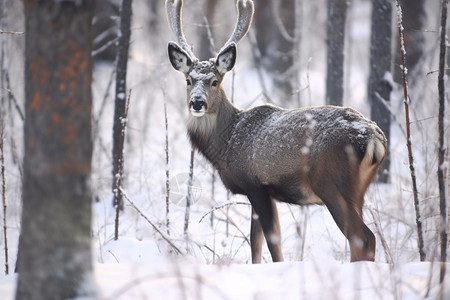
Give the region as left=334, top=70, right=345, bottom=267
left=216, top=43, right=237, bottom=76
left=168, top=42, right=193, bottom=74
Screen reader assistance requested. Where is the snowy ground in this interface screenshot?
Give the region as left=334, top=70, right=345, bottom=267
left=1, top=249, right=449, bottom=299
left=0, top=0, right=448, bottom=299
left=0, top=181, right=448, bottom=299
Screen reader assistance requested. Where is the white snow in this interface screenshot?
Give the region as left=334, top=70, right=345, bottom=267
left=117, top=92, right=126, bottom=100
left=189, top=69, right=215, bottom=81
left=0, top=253, right=448, bottom=299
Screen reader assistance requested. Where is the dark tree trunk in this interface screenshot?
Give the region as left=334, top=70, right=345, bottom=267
left=254, top=0, right=296, bottom=101
left=198, top=0, right=217, bottom=61
left=112, top=0, right=133, bottom=210
left=393, top=0, right=426, bottom=84
left=368, top=0, right=392, bottom=183
left=437, top=0, right=448, bottom=273
left=16, top=1, right=95, bottom=299
left=326, top=0, right=348, bottom=106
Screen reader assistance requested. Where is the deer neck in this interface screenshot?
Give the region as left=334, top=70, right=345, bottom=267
left=186, top=91, right=239, bottom=160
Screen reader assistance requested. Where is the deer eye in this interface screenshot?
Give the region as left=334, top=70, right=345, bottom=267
left=211, top=80, right=219, bottom=87
left=186, top=78, right=191, bottom=86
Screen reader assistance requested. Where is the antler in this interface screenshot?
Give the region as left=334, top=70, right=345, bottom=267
left=166, top=0, right=196, bottom=60
left=166, top=0, right=254, bottom=59
left=220, top=0, right=254, bottom=52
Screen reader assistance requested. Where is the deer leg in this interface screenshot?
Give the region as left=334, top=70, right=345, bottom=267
left=348, top=223, right=375, bottom=261
left=250, top=208, right=264, bottom=263
left=315, top=185, right=375, bottom=262
left=247, top=189, right=284, bottom=263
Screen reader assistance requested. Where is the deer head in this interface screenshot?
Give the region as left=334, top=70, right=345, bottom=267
left=166, top=0, right=254, bottom=117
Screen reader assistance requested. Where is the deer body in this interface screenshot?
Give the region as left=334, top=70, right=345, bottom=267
left=166, top=0, right=387, bottom=263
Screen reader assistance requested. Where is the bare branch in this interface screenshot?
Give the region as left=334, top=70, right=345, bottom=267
left=121, top=187, right=183, bottom=255
left=0, top=123, right=9, bottom=275
left=396, top=0, right=426, bottom=261
left=0, top=31, right=23, bottom=35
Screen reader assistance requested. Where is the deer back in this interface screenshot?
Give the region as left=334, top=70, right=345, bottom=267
left=213, top=105, right=386, bottom=202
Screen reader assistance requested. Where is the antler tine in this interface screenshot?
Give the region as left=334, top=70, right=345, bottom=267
left=166, top=0, right=197, bottom=59
left=220, top=0, right=254, bottom=52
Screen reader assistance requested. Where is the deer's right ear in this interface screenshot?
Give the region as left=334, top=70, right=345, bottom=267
left=168, top=42, right=193, bottom=74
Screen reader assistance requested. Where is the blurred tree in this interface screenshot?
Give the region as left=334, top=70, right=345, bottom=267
left=368, top=0, right=392, bottom=183
left=326, top=0, right=347, bottom=106
left=16, top=1, right=95, bottom=299
left=254, top=0, right=297, bottom=103
left=197, top=0, right=218, bottom=61
left=393, top=0, right=426, bottom=84
left=93, top=0, right=120, bottom=62
left=147, top=0, right=160, bottom=32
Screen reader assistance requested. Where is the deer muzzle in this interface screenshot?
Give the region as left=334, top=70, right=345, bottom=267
left=189, top=99, right=206, bottom=117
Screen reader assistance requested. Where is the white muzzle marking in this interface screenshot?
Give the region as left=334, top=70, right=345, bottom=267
left=190, top=107, right=205, bottom=117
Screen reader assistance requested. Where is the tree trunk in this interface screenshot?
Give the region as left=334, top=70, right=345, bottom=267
left=197, top=0, right=217, bottom=61
left=368, top=0, right=392, bottom=183
left=16, top=1, right=95, bottom=299
left=112, top=0, right=133, bottom=210
left=254, top=0, right=296, bottom=102
left=437, top=0, right=448, bottom=274
left=326, top=0, right=347, bottom=106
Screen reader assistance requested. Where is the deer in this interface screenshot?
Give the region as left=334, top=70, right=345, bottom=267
left=166, top=0, right=387, bottom=263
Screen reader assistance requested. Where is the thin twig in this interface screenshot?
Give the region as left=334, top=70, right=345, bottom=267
left=164, top=102, right=170, bottom=235
left=120, top=187, right=183, bottom=255
left=0, top=74, right=24, bottom=121
left=199, top=202, right=250, bottom=224
left=210, top=170, right=216, bottom=228
left=396, top=0, right=425, bottom=261
left=92, top=37, right=119, bottom=57
left=369, top=208, right=393, bottom=264
left=374, top=91, right=406, bottom=138
left=184, top=147, right=195, bottom=235
left=0, top=124, right=8, bottom=275
left=0, top=31, right=23, bottom=35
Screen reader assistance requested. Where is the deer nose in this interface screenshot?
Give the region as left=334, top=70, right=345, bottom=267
left=189, top=99, right=206, bottom=117
left=191, top=100, right=205, bottom=111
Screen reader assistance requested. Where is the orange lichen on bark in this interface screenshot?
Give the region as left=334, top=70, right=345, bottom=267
left=28, top=139, right=35, bottom=149
left=63, top=123, right=77, bottom=145
left=56, top=158, right=91, bottom=177
left=29, top=55, right=49, bottom=87
left=30, top=92, right=41, bottom=110
left=51, top=113, right=62, bottom=125
left=59, top=82, right=66, bottom=92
